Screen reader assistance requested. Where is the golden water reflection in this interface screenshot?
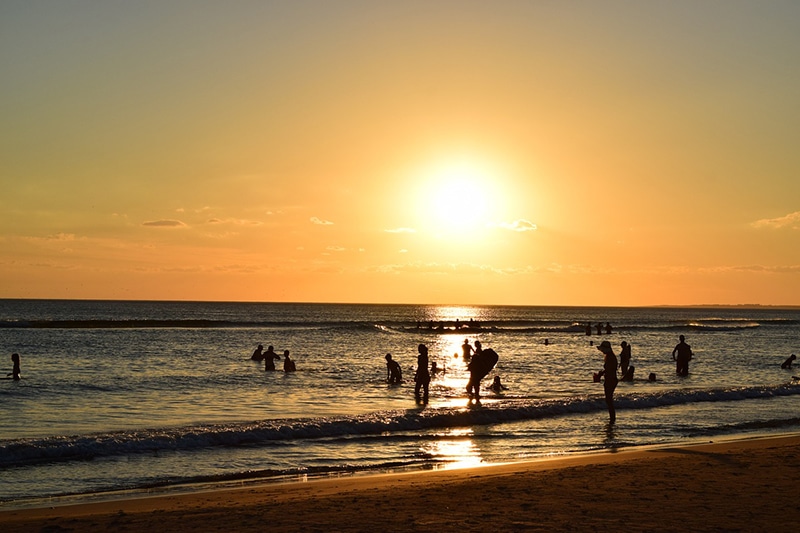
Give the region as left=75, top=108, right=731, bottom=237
left=423, top=428, right=484, bottom=470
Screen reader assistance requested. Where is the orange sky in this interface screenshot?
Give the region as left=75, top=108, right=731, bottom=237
left=2, top=1, right=800, bottom=305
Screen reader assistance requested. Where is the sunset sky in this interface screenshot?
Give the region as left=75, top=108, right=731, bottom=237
left=2, top=1, right=800, bottom=306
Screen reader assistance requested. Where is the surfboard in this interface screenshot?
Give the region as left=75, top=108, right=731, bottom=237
left=470, top=348, right=498, bottom=380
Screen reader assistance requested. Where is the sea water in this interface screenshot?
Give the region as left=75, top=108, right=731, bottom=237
left=1, top=300, right=799, bottom=506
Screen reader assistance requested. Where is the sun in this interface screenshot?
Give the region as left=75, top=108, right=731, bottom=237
left=419, top=158, right=503, bottom=236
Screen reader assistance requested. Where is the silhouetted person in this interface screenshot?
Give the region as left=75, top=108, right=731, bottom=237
left=264, top=345, right=281, bottom=371
left=251, top=344, right=265, bottom=361
left=672, top=335, right=693, bottom=376
left=782, top=354, right=796, bottom=369
left=619, top=341, right=632, bottom=376
left=283, top=350, right=296, bottom=372
left=648, top=372, right=657, bottom=382
left=489, top=375, right=507, bottom=393
left=461, top=339, right=474, bottom=361
left=430, top=361, right=440, bottom=377
left=596, top=341, right=618, bottom=423
left=621, top=365, right=635, bottom=382
left=8, top=353, right=20, bottom=381
left=466, top=340, right=484, bottom=401
left=586, top=323, right=592, bottom=336
left=466, top=340, right=498, bottom=404
left=605, top=322, right=613, bottom=334
left=385, top=353, right=402, bottom=383
left=415, top=344, right=430, bottom=403
left=596, top=323, right=603, bottom=335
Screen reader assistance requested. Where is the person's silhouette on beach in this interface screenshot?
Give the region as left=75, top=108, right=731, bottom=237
left=672, top=335, right=693, bottom=376
left=415, top=344, right=430, bottom=403
left=781, top=354, right=796, bottom=369
left=596, top=340, right=618, bottom=423
left=264, top=346, right=281, bottom=371
left=385, top=353, right=403, bottom=383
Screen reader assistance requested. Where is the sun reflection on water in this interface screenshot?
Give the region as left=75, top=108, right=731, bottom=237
left=422, top=428, right=484, bottom=470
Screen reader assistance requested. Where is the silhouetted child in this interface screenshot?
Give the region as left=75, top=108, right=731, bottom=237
left=385, top=353, right=402, bottom=383
left=621, top=365, right=635, bottom=382
left=489, top=375, right=507, bottom=393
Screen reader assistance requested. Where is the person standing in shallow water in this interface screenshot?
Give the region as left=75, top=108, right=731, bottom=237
left=415, top=344, right=430, bottom=403
left=264, top=346, right=281, bottom=371
left=8, top=353, right=20, bottom=380
left=466, top=340, right=484, bottom=401
left=619, top=341, right=632, bottom=376
left=596, top=341, right=618, bottom=423
left=283, top=350, right=296, bottom=372
left=672, top=335, right=693, bottom=377
left=251, top=344, right=264, bottom=361
left=461, top=339, right=474, bottom=361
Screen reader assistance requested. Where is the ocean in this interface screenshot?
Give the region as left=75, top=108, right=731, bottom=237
left=1, top=300, right=799, bottom=507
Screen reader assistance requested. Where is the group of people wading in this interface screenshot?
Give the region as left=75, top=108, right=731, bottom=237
left=385, top=339, right=500, bottom=405
left=251, top=344, right=296, bottom=372
left=596, top=334, right=695, bottom=423
left=246, top=333, right=703, bottom=423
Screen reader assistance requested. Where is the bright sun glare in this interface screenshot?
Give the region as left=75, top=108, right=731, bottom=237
left=420, top=158, right=503, bottom=236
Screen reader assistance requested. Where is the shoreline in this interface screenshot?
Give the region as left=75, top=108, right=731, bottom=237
left=3, top=432, right=800, bottom=532
left=0, top=431, right=777, bottom=511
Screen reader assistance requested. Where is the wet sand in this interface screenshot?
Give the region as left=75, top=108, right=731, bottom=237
left=2, top=434, right=800, bottom=532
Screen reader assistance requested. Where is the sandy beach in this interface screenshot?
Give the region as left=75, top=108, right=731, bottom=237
left=2, top=434, right=800, bottom=532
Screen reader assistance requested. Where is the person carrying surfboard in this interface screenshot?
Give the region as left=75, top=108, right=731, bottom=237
left=466, top=341, right=498, bottom=404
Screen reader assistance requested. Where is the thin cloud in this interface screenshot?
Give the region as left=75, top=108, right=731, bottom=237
left=310, top=217, right=334, bottom=225
left=142, top=220, right=187, bottom=228
left=207, top=218, right=263, bottom=226
left=48, top=233, right=77, bottom=241
left=491, top=219, right=537, bottom=232
left=752, top=211, right=800, bottom=230
left=374, top=261, right=513, bottom=276
left=385, top=227, right=416, bottom=234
